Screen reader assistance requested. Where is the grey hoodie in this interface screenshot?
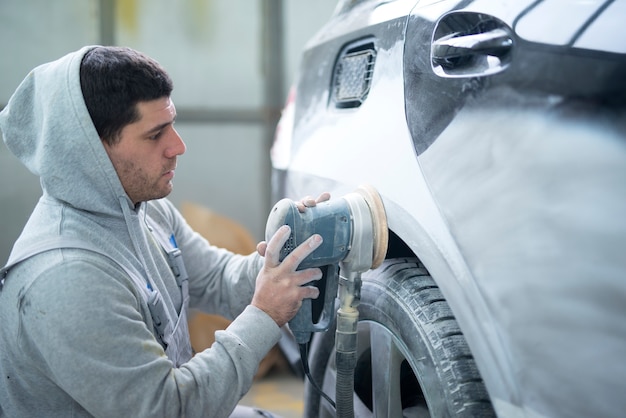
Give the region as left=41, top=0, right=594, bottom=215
left=0, top=46, right=280, bottom=417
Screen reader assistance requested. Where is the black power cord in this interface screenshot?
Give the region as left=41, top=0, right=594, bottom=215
left=299, top=342, right=336, bottom=410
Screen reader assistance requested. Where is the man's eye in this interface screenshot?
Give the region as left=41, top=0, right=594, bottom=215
left=149, top=131, right=163, bottom=140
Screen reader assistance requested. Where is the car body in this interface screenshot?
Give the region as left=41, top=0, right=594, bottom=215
left=271, top=0, right=626, bottom=417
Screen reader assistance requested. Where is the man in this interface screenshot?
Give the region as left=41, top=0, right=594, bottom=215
left=0, top=46, right=326, bottom=417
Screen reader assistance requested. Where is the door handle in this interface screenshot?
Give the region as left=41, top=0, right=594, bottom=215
left=432, top=28, right=513, bottom=69
left=430, top=12, right=514, bottom=77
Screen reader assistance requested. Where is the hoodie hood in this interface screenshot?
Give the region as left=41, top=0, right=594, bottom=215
left=0, top=46, right=133, bottom=216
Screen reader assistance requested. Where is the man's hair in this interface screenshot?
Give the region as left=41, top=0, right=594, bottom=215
left=80, top=46, right=173, bottom=145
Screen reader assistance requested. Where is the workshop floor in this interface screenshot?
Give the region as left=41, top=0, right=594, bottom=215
left=240, top=367, right=305, bottom=418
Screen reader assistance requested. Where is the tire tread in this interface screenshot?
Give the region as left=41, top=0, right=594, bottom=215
left=364, top=258, right=496, bottom=417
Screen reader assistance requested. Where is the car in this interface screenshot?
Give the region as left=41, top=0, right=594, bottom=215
left=269, top=0, right=626, bottom=417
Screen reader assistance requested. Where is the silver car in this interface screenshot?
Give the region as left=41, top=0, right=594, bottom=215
left=271, top=0, right=626, bottom=417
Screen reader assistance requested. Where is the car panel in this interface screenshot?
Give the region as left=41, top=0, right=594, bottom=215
left=284, top=1, right=516, bottom=410
left=272, top=0, right=626, bottom=416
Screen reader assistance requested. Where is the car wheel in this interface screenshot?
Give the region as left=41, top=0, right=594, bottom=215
left=304, top=258, right=496, bottom=417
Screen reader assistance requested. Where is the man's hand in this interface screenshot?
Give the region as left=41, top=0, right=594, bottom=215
left=251, top=225, right=323, bottom=327
left=294, top=191, right=331, bottom=213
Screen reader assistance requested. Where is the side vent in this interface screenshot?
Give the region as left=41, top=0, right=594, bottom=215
left=331, top=39, right=377, bottom=108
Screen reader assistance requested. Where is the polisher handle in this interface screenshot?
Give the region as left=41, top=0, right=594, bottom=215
left=290, top=264, right=339, bottom=344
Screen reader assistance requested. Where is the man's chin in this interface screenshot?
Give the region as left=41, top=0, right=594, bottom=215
left=144, top=184, right=173, bottom=202
left=161, top=182, right=174, bottom=198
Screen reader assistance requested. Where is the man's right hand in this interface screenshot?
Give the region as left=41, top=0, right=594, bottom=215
left=251, top=225, right=323, bottom=327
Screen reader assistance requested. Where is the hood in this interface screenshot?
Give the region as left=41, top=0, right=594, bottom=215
left=0, top=46, right=133, bottom=216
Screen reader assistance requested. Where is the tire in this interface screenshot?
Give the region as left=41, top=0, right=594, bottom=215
left=304, top=258, right=496, bottom=417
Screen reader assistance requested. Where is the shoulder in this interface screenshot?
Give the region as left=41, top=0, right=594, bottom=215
left=6, top=249, right=143, bottom=307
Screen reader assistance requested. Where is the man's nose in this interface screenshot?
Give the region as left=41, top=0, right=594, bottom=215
left=165, top=128, right=186, bottom=158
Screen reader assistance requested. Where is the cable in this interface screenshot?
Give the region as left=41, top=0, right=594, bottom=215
left=299, top=342, right=336, bottom=410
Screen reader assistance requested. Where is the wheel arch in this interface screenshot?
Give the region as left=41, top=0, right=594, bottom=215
left=382, top=198, right=520, bottom=413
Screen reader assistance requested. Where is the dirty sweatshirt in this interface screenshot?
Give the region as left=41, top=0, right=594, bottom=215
left=0, top=46, right=280, bottom=418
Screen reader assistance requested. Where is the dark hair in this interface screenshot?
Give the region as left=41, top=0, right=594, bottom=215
left=80, top=46, right=173, bottom=145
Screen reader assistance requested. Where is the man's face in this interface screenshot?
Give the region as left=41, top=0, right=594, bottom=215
left=103, top=97, right=186, bottom=205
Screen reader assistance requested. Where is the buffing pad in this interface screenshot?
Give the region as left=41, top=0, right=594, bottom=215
left=355, top=184, right=388, bottom=269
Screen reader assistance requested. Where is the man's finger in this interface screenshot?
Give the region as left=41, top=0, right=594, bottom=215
left=315, top=192, right=331, bottom=204
left=296, top=195, right=317, bottom=212
left=300, top=284, right=321, bottom=300
left=256, top=241, right=268, bottom=257
left=295, top=267, right=323, bottom=287
left=282, top=234, right=323, bottom=270
left=303, top=196, right=316, bottom=207
left=264, top=225, right=292, bottom=267
left=296, top=192, right=330, bottom=212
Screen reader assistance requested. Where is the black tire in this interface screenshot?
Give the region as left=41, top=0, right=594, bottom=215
left=304, top=258, right=496, bottom=417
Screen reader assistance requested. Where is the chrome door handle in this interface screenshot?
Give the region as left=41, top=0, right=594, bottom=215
left=432, top=28, right=513, bottom=69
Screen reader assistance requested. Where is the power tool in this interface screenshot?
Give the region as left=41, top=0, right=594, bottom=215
left=265, top=184, right=388, bottom=417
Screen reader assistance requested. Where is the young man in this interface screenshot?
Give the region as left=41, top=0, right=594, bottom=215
left=0, top=46, right=326, bottom=417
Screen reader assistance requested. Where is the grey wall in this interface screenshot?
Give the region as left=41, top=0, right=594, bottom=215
left=0, top=0, right=336, bottom=262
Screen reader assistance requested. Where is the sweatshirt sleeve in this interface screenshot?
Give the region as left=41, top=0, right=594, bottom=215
left=154, top=199, right=264, bottom=319
left=17, top=252, right=281, bottom=418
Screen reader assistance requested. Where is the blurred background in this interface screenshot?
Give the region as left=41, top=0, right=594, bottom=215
left=0, top=0, right=337, bottom=263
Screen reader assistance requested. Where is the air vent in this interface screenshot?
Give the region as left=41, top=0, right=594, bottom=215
left=331, top=40, right=377, bottom=108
